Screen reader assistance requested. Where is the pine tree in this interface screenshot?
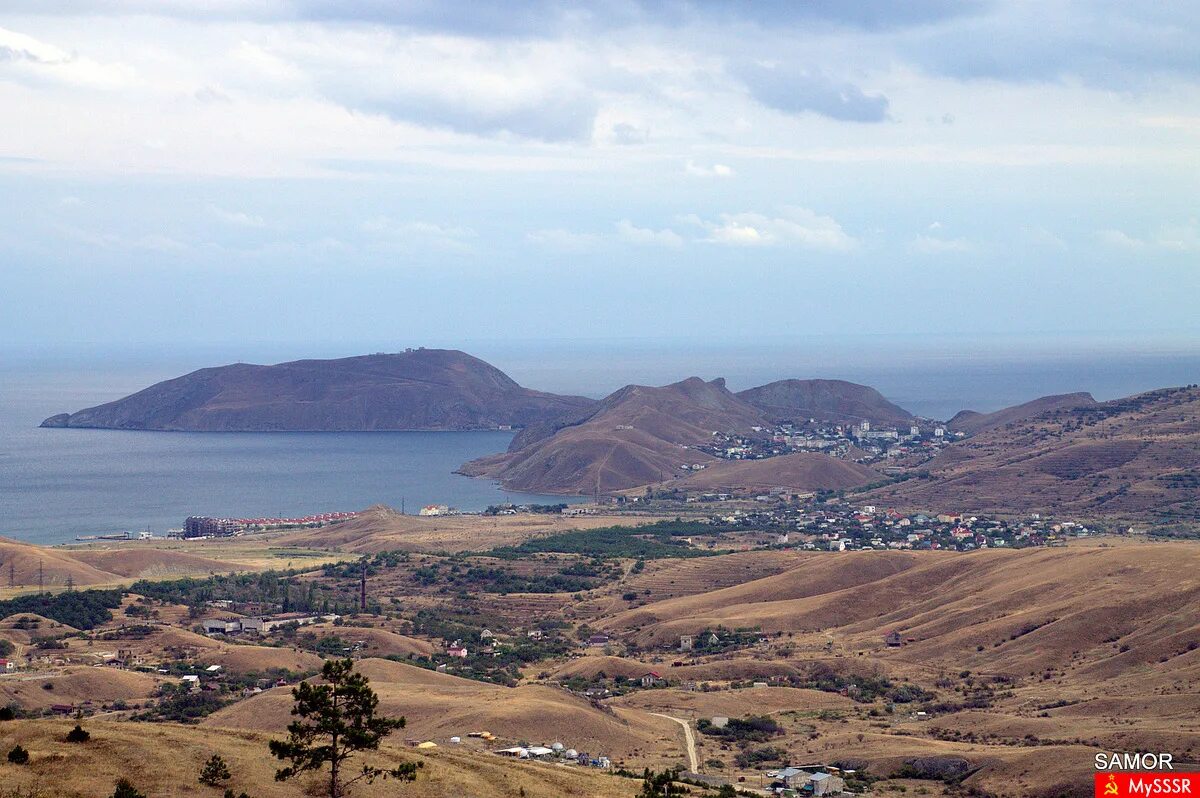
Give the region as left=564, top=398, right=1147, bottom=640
left=7, top=744, right=29, bottom=764
left=269, top=658, right=420, bottom=797
left=111, top=779, right=146, bottom=798
left=65, top=724, right=90, bottom=743
left=199, top=753, right=232, bottom=787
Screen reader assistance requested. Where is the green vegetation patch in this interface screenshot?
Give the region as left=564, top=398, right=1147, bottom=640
left=0, top=589, right=122, bottom=630
left=491, top=520, right=731, bottom=560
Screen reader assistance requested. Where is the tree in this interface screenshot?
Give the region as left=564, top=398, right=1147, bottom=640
left=7, top=744, right=29, bottom=764
left=269, top=658, right=419, bottom=797
left=199, top=753, right=232, bottom=787
left=111, top=779, right=146, bottom=798
left=638, top=768, right=685, bottom=798
left=65, top=724, right=90, bottom=743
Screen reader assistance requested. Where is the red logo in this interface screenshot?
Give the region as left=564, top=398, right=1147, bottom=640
left=1095, top=773, right=1199, bottom=796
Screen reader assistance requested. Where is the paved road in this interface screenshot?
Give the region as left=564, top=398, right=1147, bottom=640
left=650, top=713, right=698, bottom=772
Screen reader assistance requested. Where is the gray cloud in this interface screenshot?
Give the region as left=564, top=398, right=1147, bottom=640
left=902, top=1, right=1200, bottom=87
left=731, top=61, right=889, bottom=123
left=0, top=0, right=981, bottom=35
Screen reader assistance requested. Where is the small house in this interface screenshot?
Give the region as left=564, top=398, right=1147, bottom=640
left=884, top=630, right=903, bottom=647
left=587, top=634, right=610, bottom=648
left=639, top=672, right=662, bottom=688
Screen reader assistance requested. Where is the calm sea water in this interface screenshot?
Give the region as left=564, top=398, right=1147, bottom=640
left=2, top=339, right=1197, bottom=545
left=0, top=370, right=582, bottom=545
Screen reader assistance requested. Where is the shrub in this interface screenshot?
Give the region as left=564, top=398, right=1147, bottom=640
left=111, top=779, right=146, bottom=798
left=65, top=724, right=90, bottom=743
left=199, top=754, right=232, bottom=787
left=7, top=744, right=29, bottom=764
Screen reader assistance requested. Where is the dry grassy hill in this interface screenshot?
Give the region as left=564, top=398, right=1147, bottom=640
left=600, top=545, right=1200, bottom=680
left=204, top=658, right=678, bottom=768
left=0, top=538, right=119, bottom=588
left=869, top=386, right=1200, bottom=524
left=664, top=452, right=879, bottom=493
left=462, top=377, right=769, bottom=494
left=276, top=504, right=666, bottom=554
left=68, top=548, right=250, bottom=579
left=0, top=666, right=159, bottom=711
left=0, top=719, right=641, bottom=798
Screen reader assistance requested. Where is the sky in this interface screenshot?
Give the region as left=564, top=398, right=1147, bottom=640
left=1, top=1, right=1198, bottom=355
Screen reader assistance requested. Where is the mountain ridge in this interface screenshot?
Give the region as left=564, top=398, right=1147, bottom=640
left=40, top=349, right=596, bottom=432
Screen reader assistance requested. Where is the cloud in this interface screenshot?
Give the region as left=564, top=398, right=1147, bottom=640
left=0, top=26, right=134, bottom=90
left=909, top=234, right=971, bottom=254
left=615, top=219, right=682, bottom=248
left=904, top=3, right=1200, bottom=89
left=688, top=207, right=857, bottom=251
left=731, top=60, right=889, bottom=123
left=289, top=32, right=601, bottom=143
left=1100, top=220, right=1199, bottom=252
left=361, top=217, right=477, bottom=251
left=526, top=228, right=600, bottom=251
left=610, top=122, right=649, bottom=145
left=684, top=160, right=733, bottom=177
left=208, top=204, right=265, bottom=228
left=0, top=1, right=983, bottom=37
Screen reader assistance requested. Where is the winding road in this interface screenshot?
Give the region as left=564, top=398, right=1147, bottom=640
left=650, top=713, right=699, bottom=772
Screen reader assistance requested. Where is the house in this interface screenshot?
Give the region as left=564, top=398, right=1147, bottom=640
left=709, top=716, right=729, bottom=729
left=639, top=672, right=662, bottom=688
left=678, top=634, right=694, bottom=652
left=419, top=504, right=450, bottom=516
left=587, top=634, right=610, bottom=648
left=202, top=618, right=241, bottom=635
left=446, top=645, right=469, bottom=658
left=775, top=767, right=813, bottom=788
left=809, top=771, right=846, bottom=796
left=0, top=659, right=15, bottom=673
left=707, top=633, right=720, bottom=645
left=480, top=629, right=494, bottom=640
left=885, top=631, right=903, bottom=647
left=181, top=675, right=201, bottom=690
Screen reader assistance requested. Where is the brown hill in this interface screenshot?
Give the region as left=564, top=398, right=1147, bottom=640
left=41, top=349, right=594, bottom=432
left=738, top=378, right=915, bottom=426
left=0, top=666, right=159, bottom=711
left=204, top=657, right=675, bottom=765
left=868, top=386, right=1200, bottom=523
left=0, top=538, right=119, bottom=588
left=461, top=377, right=768, bottom=494
left=664, top=451, right=879, bottom=493
left=599, top=544, right=1200, bottom=681
left=947, top=391, right=1097, bottom=435
left=0, top=719, right=640, bottom=798
left=67, top=548, right=249, bottom=579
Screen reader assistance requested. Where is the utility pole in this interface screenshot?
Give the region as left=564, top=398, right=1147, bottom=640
left=400, top=497, right=405, bottom=515
left=359, top=559, right=368, bottom=614
left=38, top=559, right=44, bottom=594
left=7, top=560, right=14, bottom=588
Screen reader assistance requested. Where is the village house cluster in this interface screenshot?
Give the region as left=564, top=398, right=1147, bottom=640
left=177, top=511, right=358, bottom=539
left=689, top=419, right=960, bottom=469
left=703, top=501, right=1101, bottom=553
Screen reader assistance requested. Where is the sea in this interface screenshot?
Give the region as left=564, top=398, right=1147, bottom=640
left=2, top=336, right=1197, bottom=546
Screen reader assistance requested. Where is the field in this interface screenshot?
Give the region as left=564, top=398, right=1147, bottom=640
left=1, top=509, right=1197, bottom=797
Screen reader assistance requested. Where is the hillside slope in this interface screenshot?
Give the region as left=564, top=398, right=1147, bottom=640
left=41, top=349, right=594, bottom=432
left=868, top=386, right=1200, bottom=523
left=662, top=451, right=879, bottom=493
left=947, top=391, right=1097, bottom=435
left=738, top=378, right=915, bottom=426
left=460, top=377, right=769, bottom=494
